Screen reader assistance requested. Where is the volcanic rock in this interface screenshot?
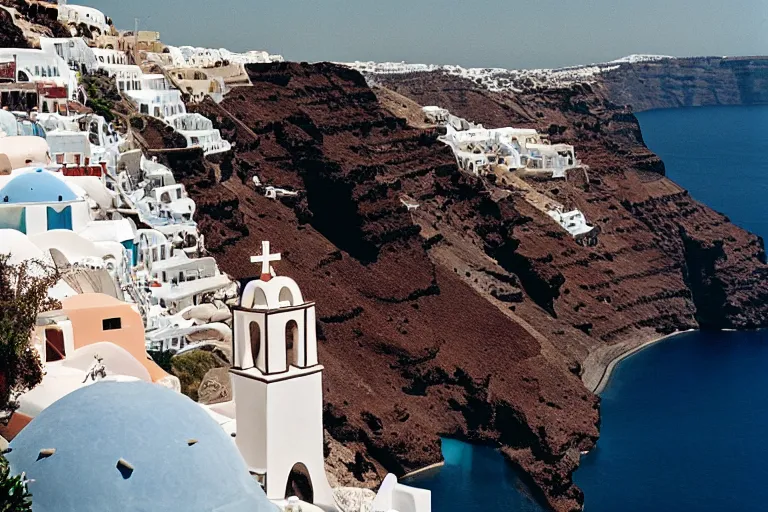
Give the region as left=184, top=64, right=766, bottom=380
left=159, top=61, right=768, bottom=511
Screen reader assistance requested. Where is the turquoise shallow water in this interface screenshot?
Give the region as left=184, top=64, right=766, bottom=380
left=405, top=438, right=545, bottom=512
left=410, top=105, right=768, bottom=512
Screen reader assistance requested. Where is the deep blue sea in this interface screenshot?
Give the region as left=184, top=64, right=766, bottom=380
left=575, top=105, right=768, bottom=512
left=410, top=105, right=768, bottom=512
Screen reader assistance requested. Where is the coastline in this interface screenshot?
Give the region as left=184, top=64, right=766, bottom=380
left=589, top=330, right=694, bottom=394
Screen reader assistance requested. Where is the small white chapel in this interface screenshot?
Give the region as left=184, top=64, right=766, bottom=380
left=222, top=241, right=432, bottom=512
left=230, top=241, right=334, bottom=506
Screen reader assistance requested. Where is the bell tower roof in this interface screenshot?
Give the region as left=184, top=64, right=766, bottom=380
left=240, top=241, right=304, bottom=310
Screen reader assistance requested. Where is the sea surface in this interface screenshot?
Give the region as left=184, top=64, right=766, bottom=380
left=635, top=105, right=768, bottom=239
left=575, top=105, right=768, bottom=511
left=405, top=438, right=545, bottom=512
left=410, top=105, right=768, bottom=512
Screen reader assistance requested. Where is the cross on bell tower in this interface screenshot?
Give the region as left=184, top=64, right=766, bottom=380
left=250, top=241, right=281, bottom=281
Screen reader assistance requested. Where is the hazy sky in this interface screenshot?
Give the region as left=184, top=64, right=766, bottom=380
left=88, top=0, right=767, bottom=69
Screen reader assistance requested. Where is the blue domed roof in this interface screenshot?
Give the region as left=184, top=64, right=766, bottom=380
left=6, top=381, right=276, bottom=512
left=0, top=169, right=78, bottom=204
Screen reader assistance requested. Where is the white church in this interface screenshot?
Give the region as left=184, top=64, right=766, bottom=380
left=230, top=241, right=332, bottom=505
left=203, top=241, right=432, bottom=512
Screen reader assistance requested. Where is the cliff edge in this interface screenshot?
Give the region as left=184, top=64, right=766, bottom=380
left=160, top=61, right=768, bottom=511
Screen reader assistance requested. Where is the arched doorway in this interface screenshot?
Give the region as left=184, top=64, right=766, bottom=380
left=249, top=321, right=261, bottom=368
left=285, top=320, right=299, bottom=368
left=285, top=463, right=313, bottom=503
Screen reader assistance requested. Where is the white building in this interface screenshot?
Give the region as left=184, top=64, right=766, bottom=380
left=547, top=207, right=595, bottom=237
left=422, top=106, right=449, bottom=124
left=442, top=124, right=579, bottom=178
left=0, top=168, right=135, bottom=260
left=165, top=113, right=231, bottom=155
left=128, top=74, right=186, bottom=119
left=98, top=66, right=186, bottom=119
left=372, top=475, right=432, bottom=512
left=98, top=63, right=142, bottom=92
left=92, top=48, right=129, bottom=66
left=45, top=129, right=92, bottom=166
left=0, top=49, right=77, bottom=97
left=173, top=46, right=283, bottom=68
left=37, top=112, right=123, bottom=171
left=39, top=37, right=98, bottom=74
left=57, top=4, right=111, bottom=36
left=0, top=168, right=91, bottom=234
left=229, top=241, right=336, bottom=507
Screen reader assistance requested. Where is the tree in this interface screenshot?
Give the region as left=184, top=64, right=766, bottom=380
left=0, top=454, right=32, bottom=512
left=0, top=254, right=60, bottom=423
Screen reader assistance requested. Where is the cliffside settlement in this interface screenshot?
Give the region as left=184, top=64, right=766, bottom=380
left=1, top=2, right=768, bottom=512
left=0, top=2, right=426, bottom=512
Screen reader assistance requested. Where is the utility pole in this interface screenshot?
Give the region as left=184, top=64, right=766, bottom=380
left=133, top=17, right=139, bottom=65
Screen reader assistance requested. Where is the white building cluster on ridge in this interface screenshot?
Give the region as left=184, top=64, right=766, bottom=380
left=341, top=54, right=673, bottom=92
left=422, top=107, right=596, bottom=241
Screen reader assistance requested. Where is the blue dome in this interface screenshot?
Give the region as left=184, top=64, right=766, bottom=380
left=0, top=169, right=78, bottom=204
left=6, top=381, right=276, bottom=512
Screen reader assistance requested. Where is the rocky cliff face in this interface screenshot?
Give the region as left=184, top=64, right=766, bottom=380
left=169, top=62, right=602, bottom=512
left=170, top=62, right=768, bottom=511
left=599, top=57, right=768, bottom=111
left=0, top=8, right=28, bottom=48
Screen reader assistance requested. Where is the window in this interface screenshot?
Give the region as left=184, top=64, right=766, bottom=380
left=102, top=317, right=122, bottom=330
left=140, top=104, right=149, bottom=115
left=34, top=65, right=39, bottom=76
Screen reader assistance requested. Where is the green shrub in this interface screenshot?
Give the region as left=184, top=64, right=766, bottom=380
left=0, top=455, right=32, bottom=512
left=171, top=351, right=218, bottom=402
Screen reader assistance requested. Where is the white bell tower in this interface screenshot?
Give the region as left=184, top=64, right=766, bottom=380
left=230, top=241, right=335, bottom=508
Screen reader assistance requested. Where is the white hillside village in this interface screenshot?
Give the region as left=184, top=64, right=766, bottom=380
left=419, top=107, right=596, bottom=241
left=0, top=1, right=625, bottom=511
